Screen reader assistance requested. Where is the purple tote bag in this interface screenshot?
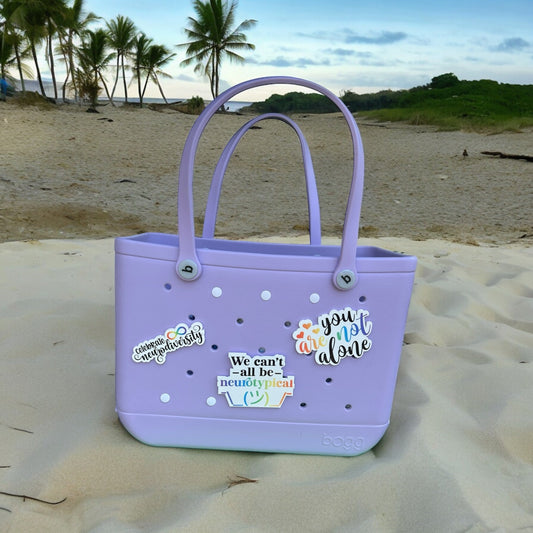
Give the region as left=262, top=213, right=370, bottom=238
left=115, top=76, right=417, bottom=456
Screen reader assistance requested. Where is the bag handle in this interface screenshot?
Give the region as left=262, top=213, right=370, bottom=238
left=202, top=112, right=321, bottom=245
left=177, top=76, right=364, bottom=291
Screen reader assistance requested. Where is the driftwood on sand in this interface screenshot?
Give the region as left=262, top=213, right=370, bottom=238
left=481, top=151, right=533, bottom=162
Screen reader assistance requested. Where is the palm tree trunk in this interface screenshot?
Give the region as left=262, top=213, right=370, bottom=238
left=14, top=43, right=26, bottom=94
left=137, top=66, right=143, bottom=107
left=99, top=71, right=113, bottom=103
left=31, top=43, right=46, bottom=96
left=62, top=62, right=69, bottom=101
left=141, top=72, right=150, bottom=101
left=155, top=75, right=168, bottom=104
left=68, top=44, right=78, bottom=101
left=47, top=32, right=58, bottom=100
left=58, top=33, right=69, bottom=102
left=110, top=53, right=120, bottom=99
left=214, top=48, right=220, bottom=98
left=121, top=55, right=128, bottom=103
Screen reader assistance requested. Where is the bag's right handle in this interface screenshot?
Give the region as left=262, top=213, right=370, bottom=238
left=177, top=76, right=364, bottom=290
left=202, top=113, right=321, bottom=245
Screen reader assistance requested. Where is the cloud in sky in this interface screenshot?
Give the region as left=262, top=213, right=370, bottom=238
left=248, top=56, right=331, bottom=68
left=325, top=48, right=356, bottom=57
left=298, top=29, right=408, bottom=45
left=494, top=37, right=531, bottom=52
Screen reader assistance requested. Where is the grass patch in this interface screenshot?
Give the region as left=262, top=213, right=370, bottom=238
left=358, top=107, right=533, bottom=133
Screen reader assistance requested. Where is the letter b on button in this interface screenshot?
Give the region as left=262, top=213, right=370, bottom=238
left=177, top=259, right=199, bottom=280
left=336, top=269, right=356, bottom=290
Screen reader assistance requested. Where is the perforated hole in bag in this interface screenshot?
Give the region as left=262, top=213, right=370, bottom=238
left=186, top=370, right=194, bottom=376
left=258, top=347, right=266, bottom=354
left=325, top=377, right=332, bottom=384
left=284, top=321, right=291, bottom=328
left=299, top=402, right=307, bottom=408
left=236, top=318, right=244, bottom=325
left=345, top=404, right=352, bottom=410
left=359, top=295, right=367, bottom=302
left=164, top=283, right=172, bottom=291
left=188, top=314, right=195, bottom=320
left=211, top=344, right=218, bottom=351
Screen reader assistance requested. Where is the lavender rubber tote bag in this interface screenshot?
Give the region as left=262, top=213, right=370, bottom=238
left=115, top=76, right=417, bottom=456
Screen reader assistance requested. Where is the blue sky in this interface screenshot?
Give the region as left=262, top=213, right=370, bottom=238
left=82, top=0, right=532, bottom=100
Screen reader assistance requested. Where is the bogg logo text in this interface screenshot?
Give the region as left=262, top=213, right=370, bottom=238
left=321, top=433, right=364, bottom=452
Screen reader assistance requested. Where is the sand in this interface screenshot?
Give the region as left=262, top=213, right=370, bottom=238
left=1, top=101, right=532, bottom=531
left=0, top=102, right=531, bottom=244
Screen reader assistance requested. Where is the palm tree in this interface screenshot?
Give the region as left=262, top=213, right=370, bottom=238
left=77, top=28, right=114, bottom=106
left=1, top=0, right=33, bottom=90
left=0, top=29, right=32, bottom=83
left=56, top=0, right=99, bottom=102
left=106, top=14, right=136, bottom=103
left=5, top=0, right=47, bottom=96
left=41, top=0, right=68, bottom=100
left=130, top=32, right=151, bottom=107
left=140, top=43, right=175, bottom=103
left=179, top=0, right=256, bottom=99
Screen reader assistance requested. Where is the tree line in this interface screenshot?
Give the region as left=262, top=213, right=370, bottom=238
left=0, top=0, right=256, bottom=107
left=249, top=73, right=533, bottom=124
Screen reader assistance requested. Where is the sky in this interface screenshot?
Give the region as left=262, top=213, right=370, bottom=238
left=78, top=0, right=532, bottom=101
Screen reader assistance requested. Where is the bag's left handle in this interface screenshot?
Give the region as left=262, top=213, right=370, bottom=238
left=202, top=113, right=321, bottom=245
left=176, top=76, right=364, bottom=290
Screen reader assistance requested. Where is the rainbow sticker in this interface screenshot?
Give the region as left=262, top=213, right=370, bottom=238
left=217, top=352, right=295, bottom=408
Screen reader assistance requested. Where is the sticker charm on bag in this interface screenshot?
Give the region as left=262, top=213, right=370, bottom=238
left=293, top=307, right=372, bottom=365
left=217, top=352, right=295, bottom=408
left=132, top=321, right=206, bottom=365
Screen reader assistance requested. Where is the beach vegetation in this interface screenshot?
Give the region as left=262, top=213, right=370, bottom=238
left=105, top=15, right=136, bottom=104
left=76, top=28, right=114, bottom=106
left=69, top=63, right=99, bottom=109
left=130, top=32, right=151, bottom=108
left=0, top=1, right=34, bottom=90
left=0, top=27, right=32, bottom=84
left=248, top=91, right=337, bottom=114
left=55, top=0, right=99, bottom=102
left=179, top=0, right=256, bottom=99
left=184, top=95, right=205, bottom=113
left=1, top=0, right=185, bottom=107
left=350, top=77, right=533, bottom=132
left=139, top=43, right=176, bottom=105
left=247, top=74, right=533, bottom=132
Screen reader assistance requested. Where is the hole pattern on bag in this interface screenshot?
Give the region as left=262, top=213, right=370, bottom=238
left=164, top=283, right=171, bottom=290
left=345, top=404, right=352, bottom=410
left=325, top=377, right=332, bottom=384
left=211, top=345, right=218, bottom=351
left=236, top=318, right=244, bottom=325
left=284, top=321, right=292, bottom=327
left=300, top=402, right=307, bottom=408
left=186, top=370, right=194, bottom=376
left=359, top=296, right=367, bottom=302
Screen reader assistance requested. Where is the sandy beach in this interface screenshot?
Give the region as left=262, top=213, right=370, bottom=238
left=1, top=101, right=532, bottom=532
left=0, top=101, right=531, bottom=244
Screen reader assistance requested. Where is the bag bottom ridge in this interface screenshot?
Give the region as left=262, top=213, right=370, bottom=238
left=116, top=409, right=389, bottom=456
